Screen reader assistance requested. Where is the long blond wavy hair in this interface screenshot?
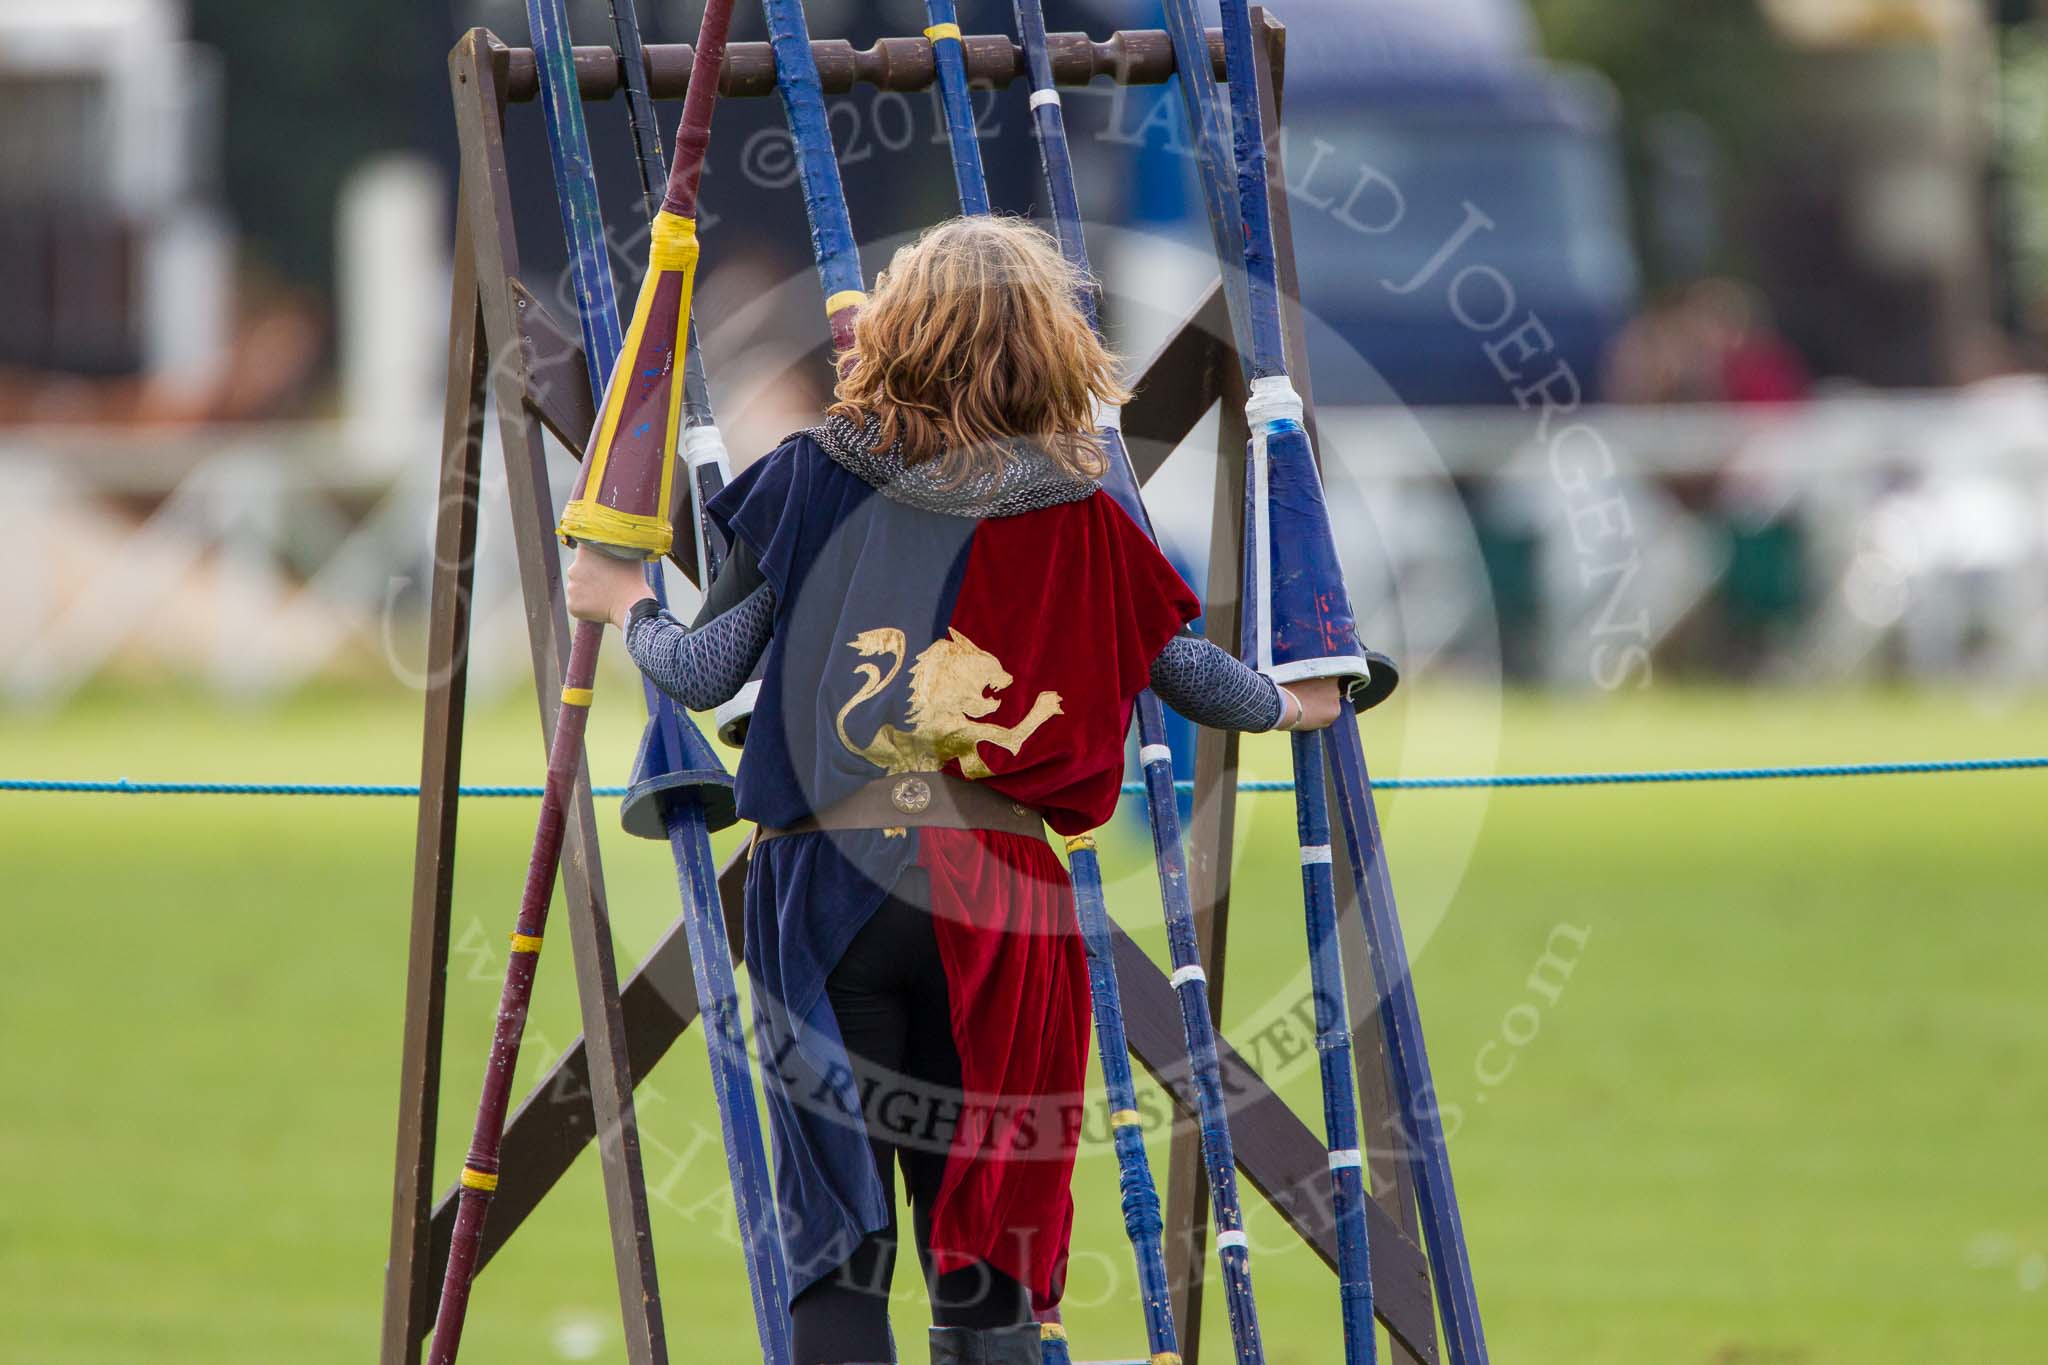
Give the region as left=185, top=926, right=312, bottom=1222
left=828, top=216, right=1127, bottom=482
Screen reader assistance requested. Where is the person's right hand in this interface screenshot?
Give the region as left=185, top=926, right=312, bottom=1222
left=1277, top=678, right=1344, bottom=731
left=565, top=544, right=653, bottom=629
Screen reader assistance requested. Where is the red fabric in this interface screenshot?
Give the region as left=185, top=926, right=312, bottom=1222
left=918, top=828, right=1090, bottom=1310
left=943, top=490, right=1200, bottom=834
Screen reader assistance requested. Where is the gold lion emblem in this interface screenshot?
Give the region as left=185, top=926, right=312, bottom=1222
left=834, top=627, right=1062, bottom=779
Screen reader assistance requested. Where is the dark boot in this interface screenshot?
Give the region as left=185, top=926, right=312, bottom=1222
left=980, top=1325, right=1041, bottom=1365
left=927, top=1325, right=1040, bottom=1365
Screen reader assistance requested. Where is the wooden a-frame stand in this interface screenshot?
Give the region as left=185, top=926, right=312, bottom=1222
left=382, top=15, right=1444, bottom=1365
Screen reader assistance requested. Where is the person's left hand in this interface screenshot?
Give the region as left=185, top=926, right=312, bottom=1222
left=565, top=545, right=653, bottom=629
left=1276, top=678, right=1345, bottom=731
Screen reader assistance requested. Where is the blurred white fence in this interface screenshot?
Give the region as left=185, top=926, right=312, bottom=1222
left=0, top=414, right=570, bottom=706
left=3, top=383, right=2046, bottom=706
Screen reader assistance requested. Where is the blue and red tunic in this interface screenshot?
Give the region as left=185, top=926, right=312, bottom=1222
left=713, top=432, right=1198, bottom=1308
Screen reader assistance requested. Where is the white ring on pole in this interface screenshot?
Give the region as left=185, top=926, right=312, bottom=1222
left=1169, top=963, right=1207, bottom=991
left=1328, top=1148, right=1363, bottom=1171
left=1029, top=89, right=1061, bottom=111
left=1299, top=843, right=1333, bottom=865
left=1244, top=375, right=1305, bottom=428
left=1215, top=1230, right=1249, bottom=1253
left=1140, top=744, right=1173, bottom=767
left=683, top=424, right=730, bottom=472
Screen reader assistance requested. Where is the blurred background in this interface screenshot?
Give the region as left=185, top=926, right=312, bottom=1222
left=5, top=0, right=2047, bottom=698
left=3, top=2, right=2044, bottom=1363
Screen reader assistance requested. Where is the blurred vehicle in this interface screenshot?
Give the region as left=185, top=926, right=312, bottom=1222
left=0, top=1, right=231, bottom=393
left=1272, top=0, right=1639, bottom=406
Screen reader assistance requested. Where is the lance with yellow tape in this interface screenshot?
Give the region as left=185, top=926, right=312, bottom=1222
left=593, top=3, right=795, bottom=1360
left=425, top=1, right=742, bottom=1361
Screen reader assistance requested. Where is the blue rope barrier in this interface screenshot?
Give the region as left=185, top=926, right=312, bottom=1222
left=2, top=757, right=2042, bottom=800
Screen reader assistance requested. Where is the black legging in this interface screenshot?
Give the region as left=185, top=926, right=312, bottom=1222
left=790, top=867, right=1031, bottom=1365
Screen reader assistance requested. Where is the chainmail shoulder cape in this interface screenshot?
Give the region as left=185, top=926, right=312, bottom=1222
left=793, top=412, right=1099, bottom=519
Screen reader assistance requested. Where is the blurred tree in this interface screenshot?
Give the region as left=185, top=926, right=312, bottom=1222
left=190, top=0, right=462, bottom=290
left=1992, top=4, right=2048, bottom=342
left=1529, top=0, right=1794, bottom=288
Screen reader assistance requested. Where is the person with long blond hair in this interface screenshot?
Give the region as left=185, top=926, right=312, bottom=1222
left=568, top=217, right=1339, bottom=1365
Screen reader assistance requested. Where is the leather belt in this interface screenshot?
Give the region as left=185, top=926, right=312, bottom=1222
left=757, top=773, right=1044, bottom=843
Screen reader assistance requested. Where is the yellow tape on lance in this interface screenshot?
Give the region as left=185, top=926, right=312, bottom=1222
left=559, top=686, right=594, bottom=708
left=824, top=289, right=867, bottom=318
left=647, top=210, right=699, bottom=270
left=1064, top=833, right=1097, bottom=853
left=1038, top=1323, right=1068, bottom=1343
left=924, top=21, right=962, bottom=42
left=557, top=506, right=672, bottom=556
left=557, top=213, right=695, bottom=556
left=459, top=1167, right=499, bottom=1192
left=1109, top=1108, right=1142, bottom=1129
left=509, top=932, right=544, bottom=955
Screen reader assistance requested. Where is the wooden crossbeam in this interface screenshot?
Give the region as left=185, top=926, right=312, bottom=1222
left=494, top=29, right=1232, bottom=104
left=513, top=276, right=1233, bottom=485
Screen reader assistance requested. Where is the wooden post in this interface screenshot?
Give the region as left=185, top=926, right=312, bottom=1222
left=380, top=200, right=486, bottom=1365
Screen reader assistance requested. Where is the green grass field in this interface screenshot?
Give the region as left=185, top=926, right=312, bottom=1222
left=3, top=677, right=2044, bottom=1363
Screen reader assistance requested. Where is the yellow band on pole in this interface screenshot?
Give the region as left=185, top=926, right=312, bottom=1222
left=924, top=21, right=962, bottom=42
left=509, top=932, right=543, bottom=955
left=460, top=1167, right=499, bottom=1192
left=1064, top=833, right=1097, bottom=853
left=560, top=686, right=594, bottom=708
left=1038, top=1323, right=1067, bottom=1343
left=647, top=209, right=700, bottom=270
left=556, top=502, right=672, bottom=557
left=1152, top=1354, right=1184, bottom=1365
left=824, top=289, right=867, bottom=317
left=1110, top=1108, right=1142, bottom=1129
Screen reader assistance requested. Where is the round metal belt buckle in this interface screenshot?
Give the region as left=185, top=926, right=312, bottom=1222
left=891, top=776, right=932, bottom=815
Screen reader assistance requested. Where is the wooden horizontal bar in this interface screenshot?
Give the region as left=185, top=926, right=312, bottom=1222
left=499, top=27, right=1228, bottom=102
left=519, top=277, right=1231, bottom=488
left=514, top=277, right=1227, bottom=581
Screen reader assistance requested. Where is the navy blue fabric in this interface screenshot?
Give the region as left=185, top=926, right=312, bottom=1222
left=747, top=828, right=918, bottom=1300
left=709, top=435, right=975, bottom=830
left=714, top=435, right=980, bottom=1302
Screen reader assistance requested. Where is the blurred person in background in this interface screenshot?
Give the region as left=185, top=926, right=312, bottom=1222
left=1604, top=277, right=1811, bottom=406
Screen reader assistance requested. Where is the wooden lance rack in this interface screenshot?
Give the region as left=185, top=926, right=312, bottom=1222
left=383, top=12, right=1447, bottom=1364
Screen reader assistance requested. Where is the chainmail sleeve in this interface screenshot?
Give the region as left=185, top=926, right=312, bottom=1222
left=1148, top=631, right=1285, bottom=732
left=624, top=581, right=776, bottom=712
